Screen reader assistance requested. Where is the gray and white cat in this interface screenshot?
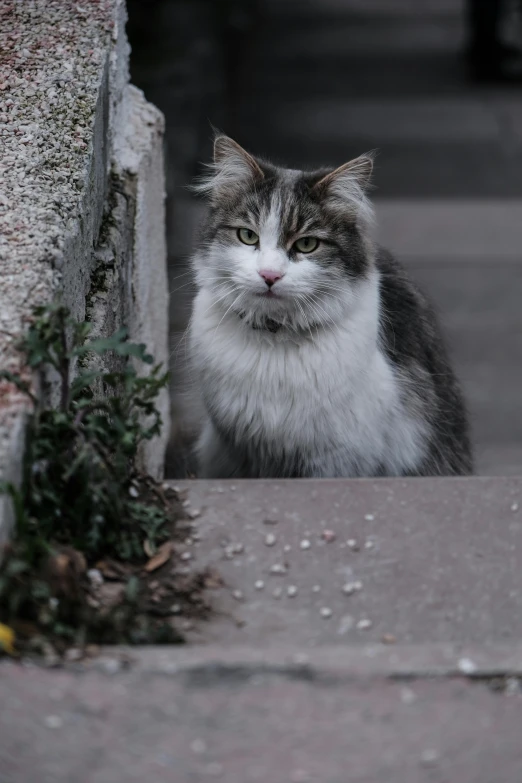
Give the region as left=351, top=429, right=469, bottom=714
left=189, top=135, right=472, bottom=478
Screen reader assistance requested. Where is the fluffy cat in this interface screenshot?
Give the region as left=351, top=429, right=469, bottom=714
left=188, top=135, right=472, bottom=478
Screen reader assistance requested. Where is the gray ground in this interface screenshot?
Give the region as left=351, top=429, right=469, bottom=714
left=3, top=476, right=522, bottom=782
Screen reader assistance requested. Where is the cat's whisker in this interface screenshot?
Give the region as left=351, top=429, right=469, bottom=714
left=304, top=293, right=337, bottom=328
left=169, top=269, right=195, bottom=283
left=209, top=291, right=245, bottom=349
left=170, top=273, right=230, bottom=295
left=170, top=285, right=240, bottom=363
left=169, top=280, right=200, bottom=295
left=301, top=298, right=330, bottom=335
left=294, top=299, right=315, bottom=343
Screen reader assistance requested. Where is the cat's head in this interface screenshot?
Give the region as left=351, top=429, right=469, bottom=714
left=192, top=135, right=376, bottom=333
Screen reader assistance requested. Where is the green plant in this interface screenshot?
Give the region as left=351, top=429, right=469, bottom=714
left=1, top=303, right=169, bottom=560
left=0, top=303, right=178, bottom=652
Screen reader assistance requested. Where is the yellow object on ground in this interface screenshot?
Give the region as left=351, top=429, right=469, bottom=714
left=0, top=623, right=16, bottom=656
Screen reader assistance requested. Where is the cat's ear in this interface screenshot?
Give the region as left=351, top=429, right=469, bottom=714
left=313, top=153, right=374, bottom=197
left=312, top=153, right=375, bottom=227
left=213, top=135, right=263, bottom=176
left=193, top=135, right=264, bottom=203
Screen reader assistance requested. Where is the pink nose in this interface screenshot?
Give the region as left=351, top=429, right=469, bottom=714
left=259, top=269, right=283, bottom=288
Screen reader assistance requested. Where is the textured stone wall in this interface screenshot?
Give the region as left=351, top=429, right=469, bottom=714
left=0, top=0, right=169, bottom=543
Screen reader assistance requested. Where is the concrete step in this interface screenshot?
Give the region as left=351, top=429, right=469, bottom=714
left=176, top=478, right=522, bottom=647
left=2, top=643, right=522, bottom=783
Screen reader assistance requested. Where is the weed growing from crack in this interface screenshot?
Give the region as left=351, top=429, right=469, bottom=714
left=0, top=303, right=194, bottom=655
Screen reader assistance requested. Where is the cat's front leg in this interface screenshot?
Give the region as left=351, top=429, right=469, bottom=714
left=196, top=419, right=242, bottom=478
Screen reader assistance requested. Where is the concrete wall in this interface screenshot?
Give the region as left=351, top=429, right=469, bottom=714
left=0, top=0, right=169, bottom=544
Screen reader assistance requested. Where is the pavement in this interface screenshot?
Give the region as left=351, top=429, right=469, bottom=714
left=3, top=476, right=522, bottom=781
left=2, top=647, right=522, bottom=783
left=178, top=478, right=522, bottom=648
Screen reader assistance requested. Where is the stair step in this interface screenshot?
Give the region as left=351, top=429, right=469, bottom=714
left=175, top=477, right=522, bottom=647
left=3, top=642, right=522, bottom=782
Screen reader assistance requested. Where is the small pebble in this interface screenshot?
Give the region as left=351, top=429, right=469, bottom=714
left=505, top=677, right=521, bottom=695
left=287, top=585, right=298, bottom=597
left=320, top=607, right=332, bottom=618
left=312, top=585, right=321, bottom=593
left=364, top=540, right=375, bottom=550
left=400, top=686, right=417, bottom=705
left=87, top=568, right=103, bottom=587
left=230, top=485, right=237, bottom=492
left=190, top=738, right=207, bottom=755
left=420, top=749, right=439, bottom=767
left=283, top=544, right=292, bottom=553
left=188, top=508, right=201, bottom=520
left=342, top=580, right=362, bottom=595
left=64, top=648, right=82, bottom=662
left=347, top=539, right=359, bottom=550
left=364, top=513, right=374, bottom=521
left=356, top=618, right=372, bottom=630
left=270, top=563, right=287, bottom=575
left=511, top=502, right=519, bottom=512
left=180, top=551, right=192, bottom=561
left=44, top=715, right=63, bottom=729
left=254, top=580, right=265, bottom=590
left=458, top=657, right=477, bottom=675
left=170, top=604, right=181, bottom=614
left=321, top=529, right=336, bottom=542
left=204, top=763, right=223, bottom=777
left=272, top=587, right=283, bottom=599
left=232, top=590, right=244, bottom=601
left=128, top=486, right=139, bottom=498
left=292, top=652, right=309, bottom=665
left=381, top=633, right=397, bottom=645
left=300, top=539, right=311, bottom=550
left=265, top=533, right=277, bottom=547
left=225, top=543, right=244, bottom=558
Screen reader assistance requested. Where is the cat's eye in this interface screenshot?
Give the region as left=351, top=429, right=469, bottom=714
left=237, top=228, right=259, bottom=246
left=294, top=236, right=319, bottom=254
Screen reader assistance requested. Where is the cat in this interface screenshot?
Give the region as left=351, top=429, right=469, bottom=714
left=188, top=135, right=472, bottom=478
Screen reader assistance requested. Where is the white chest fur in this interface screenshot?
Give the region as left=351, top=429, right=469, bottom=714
left=190, top=287, right=429, bottom=478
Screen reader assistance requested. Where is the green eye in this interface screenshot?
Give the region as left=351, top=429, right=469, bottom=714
left=237, top=228, right=259, bottom=246
left=294, top=236, right=319, bottom=254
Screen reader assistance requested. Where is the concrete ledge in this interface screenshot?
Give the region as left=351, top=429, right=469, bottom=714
left=0, top=0, right=169, bottom=538
left=81, top=641, right=522, bottom=679
left=172, top=477, right=522, bottom=647
left=2, top=642, right=522, bottom=783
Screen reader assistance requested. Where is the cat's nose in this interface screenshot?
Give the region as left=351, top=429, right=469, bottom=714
left=259, top=269, right=284, bottom=288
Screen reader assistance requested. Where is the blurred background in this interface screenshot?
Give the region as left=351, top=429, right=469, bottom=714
left=126, top=0, right=522, bottom=478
